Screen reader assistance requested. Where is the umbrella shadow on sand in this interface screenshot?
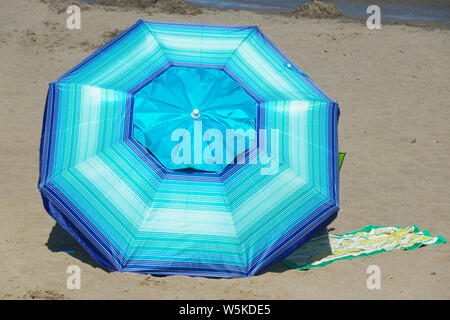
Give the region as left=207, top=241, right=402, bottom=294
left=46, top=223, right=112, bottom=273
left=264, top=227, right=334, bottom=274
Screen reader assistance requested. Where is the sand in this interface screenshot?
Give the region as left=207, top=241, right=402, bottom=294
left=0, top=0, right=449, bottom=300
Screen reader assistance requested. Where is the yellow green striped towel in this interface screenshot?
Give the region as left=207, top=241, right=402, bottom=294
left=284, top=225, right=446, bottom=269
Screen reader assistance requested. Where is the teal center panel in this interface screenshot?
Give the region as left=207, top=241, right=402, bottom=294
left=132, top=66, right=257, bottom=173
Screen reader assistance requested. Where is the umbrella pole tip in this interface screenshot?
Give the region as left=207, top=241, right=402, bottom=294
left=191, top=109, right=200, bottom=119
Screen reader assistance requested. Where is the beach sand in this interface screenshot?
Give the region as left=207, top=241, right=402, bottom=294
left=0, top=0, right=449, bottom=299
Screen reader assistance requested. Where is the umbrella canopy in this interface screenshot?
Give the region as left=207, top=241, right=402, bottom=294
left=39, top=20, right=340, bottom=278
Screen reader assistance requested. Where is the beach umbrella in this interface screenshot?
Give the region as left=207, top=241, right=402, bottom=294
left=38, top=20, right=340, bottom=277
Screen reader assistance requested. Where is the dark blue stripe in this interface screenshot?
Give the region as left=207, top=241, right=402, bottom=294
left=38, top=84, right=53, bottom=188
left=142, top=20, right=256, bottom=31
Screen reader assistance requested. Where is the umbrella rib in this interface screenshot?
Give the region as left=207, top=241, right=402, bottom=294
left=122, top=170, right=167, bottom=268
left=142, top=22, right=172, bottom=65
left=221, top=189, right=247, bottom=272
left=222, top=27, right=257, bottom=71
left=52, top=81, right=131, bottom=96
left=137, top=95, right=188, bottom=113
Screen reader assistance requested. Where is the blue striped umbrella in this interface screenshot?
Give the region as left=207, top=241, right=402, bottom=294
left=39, top=20, right=340, bottom=277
